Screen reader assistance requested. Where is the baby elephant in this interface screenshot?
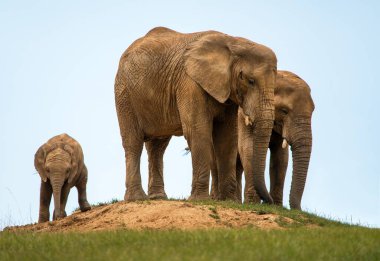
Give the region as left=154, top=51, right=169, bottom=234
left=34, top=133, right=91, bottom=223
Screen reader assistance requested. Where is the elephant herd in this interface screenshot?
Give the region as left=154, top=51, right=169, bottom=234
left=35, top=27, right=314, bottom=223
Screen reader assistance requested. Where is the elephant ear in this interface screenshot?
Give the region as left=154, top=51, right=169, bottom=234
left=184, top=33, right=232, bottom=103
left=63, top=144, right=79, bottom=184
left=34, top=144, right=48, bottom=182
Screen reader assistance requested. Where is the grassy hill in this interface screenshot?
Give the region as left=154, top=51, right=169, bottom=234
left=1, top=200, right=379, bottom=260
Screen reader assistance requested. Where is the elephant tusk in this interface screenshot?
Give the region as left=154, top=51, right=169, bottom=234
left=244, top=116, right=253, bottom=126
left=282, top=139, right=288, bottom=149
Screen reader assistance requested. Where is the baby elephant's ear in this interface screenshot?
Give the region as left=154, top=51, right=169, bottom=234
left=63, top=144, right=78, bottom=184
left=34, top=145, right=48, bottom=182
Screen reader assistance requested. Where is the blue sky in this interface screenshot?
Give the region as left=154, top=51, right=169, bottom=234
left=0, top=1, right=379, bottom=228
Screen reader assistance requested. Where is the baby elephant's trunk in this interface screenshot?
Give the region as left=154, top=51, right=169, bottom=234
left=51, top=174, right=64, bottom=220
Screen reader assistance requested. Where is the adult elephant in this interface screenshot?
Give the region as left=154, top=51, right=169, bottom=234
left=115, top=27, right=277, bottom=201
left=215, top=71, right=314, bottom=209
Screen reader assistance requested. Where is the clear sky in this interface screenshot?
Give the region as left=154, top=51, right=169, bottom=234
left=0, top=1, right=379, bottom=229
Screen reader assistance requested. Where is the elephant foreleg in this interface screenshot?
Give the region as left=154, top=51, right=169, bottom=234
left=238, top=114, right=260, bottom=204
left=269, top=131, right=289, bottom=205
left=38, top=181, right=52, bottom=223
left=59, top=182, right=71, bottom=218
left=185, top=119, right=213, bottom=200
left=178, top=89, right=212, bottom=200
left=212, top=114, right=238, bottom=201
left=146, top=137, right=171, bottom=200
left=76, top=165, right=91, bottom=211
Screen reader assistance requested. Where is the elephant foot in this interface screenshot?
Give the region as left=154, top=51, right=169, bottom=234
left=188, top=192, right=210, bottom=201
left=227, top=196, right=241, bottom=204
left=270, top=192, right=283, bottom=206
left=124, top=188, right=148, bottom=202
left=210, top=193, right=218, bottom=200
left=79, top=200, right=91, bottom=212
left=52, top=210, right=66, bottom=221
left=38, top=212, right=50, bottom=223
left=219, top=192, right=238, bottom=202
left=148, top=191, right=168, bottom=200
left=243, top=195, right=261, bottom=205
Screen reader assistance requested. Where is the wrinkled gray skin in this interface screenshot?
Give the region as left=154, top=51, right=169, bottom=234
left=212, top=71, right=314, bottom=209
left=115, top=27, right=277, bottom=201
left=34, top=133, right=91, bottom=222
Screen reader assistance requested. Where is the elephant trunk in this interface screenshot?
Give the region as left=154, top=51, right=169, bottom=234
left=289, top=118, right=312, bottom=210
left=252, top=117, right=274, bottom=204
left=250, top=76, right=275, bottom=204
left=51, top=174, right=64, bottom=220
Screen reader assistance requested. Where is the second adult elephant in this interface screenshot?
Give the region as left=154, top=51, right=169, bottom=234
left=115, top=27, right=277, bottom=201
left=210, top=71, right=314, bottom=209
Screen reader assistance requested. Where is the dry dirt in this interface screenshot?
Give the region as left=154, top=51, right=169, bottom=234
left=6, top=200, right=297, bottom=232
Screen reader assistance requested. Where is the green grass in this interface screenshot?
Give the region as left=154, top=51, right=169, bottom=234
left=1, top=227, right=379, bottom=260
left=1, top=200, right=379, bottom=260
left=190, top=200, right=351, bottom=228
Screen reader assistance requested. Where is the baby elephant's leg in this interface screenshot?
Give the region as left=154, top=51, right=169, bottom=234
left=39, top=181, right=52, bottom=223
left=76, top=165, right=91, bottom=212
left=60, top=182, right=71, bottom=217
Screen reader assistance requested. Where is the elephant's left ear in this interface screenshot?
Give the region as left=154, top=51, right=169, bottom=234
left=34, top=144, right=48, bottom=182
left=63, top=144, right=79, bottom=184
left=184, top=33, right=232, bottom=103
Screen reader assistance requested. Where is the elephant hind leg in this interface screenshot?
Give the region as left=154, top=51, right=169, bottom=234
left=38, top=181, right=52, bottom=223
left=146, top=137, right=171, bottom=200
left=116, top=106, right=147, bottom=202
left=122, top=133, right=147, bottom=201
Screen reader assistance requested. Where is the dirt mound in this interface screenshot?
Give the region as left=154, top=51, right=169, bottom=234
left=6, top=200, right=297, bottom=232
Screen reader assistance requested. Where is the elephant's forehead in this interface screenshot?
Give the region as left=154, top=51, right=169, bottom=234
left=46, top=148, right=71, bottom=162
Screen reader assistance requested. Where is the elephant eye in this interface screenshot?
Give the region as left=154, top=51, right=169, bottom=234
left=280, top=108, right=288, bottom=115
left=66, top=168, right=71, bottom=174
left=248, top=79, right=255, bottom=86
left=46, top=167, right=50, bottom=173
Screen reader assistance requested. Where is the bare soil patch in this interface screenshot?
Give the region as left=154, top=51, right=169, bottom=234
left=6, top=200, right=298, bottom=232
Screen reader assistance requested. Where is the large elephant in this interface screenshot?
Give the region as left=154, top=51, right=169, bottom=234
left=213, top=70, right=313, bottom=209
left=115, top=27, right=277, bottom=201
left=34, top=133, right=91, bottom=222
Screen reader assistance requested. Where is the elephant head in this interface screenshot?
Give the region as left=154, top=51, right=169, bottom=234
left=273, top=71, right=315, bottom=209
left=34, top=140, right=79, bottom=220
left=185, top=33, right=277, bottom=199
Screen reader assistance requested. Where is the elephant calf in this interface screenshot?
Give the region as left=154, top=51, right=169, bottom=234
left=34, top=133, right=91, bottom=222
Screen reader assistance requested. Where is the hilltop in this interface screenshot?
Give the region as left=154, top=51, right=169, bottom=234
left=6, top=200, right=340, bottom=232
left=2, top=200, right=379, bottom=260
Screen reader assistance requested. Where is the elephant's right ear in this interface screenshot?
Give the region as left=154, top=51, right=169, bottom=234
left=184, top=33, right=232, bottom=103
left=34, top=144, right=48, bottom=182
